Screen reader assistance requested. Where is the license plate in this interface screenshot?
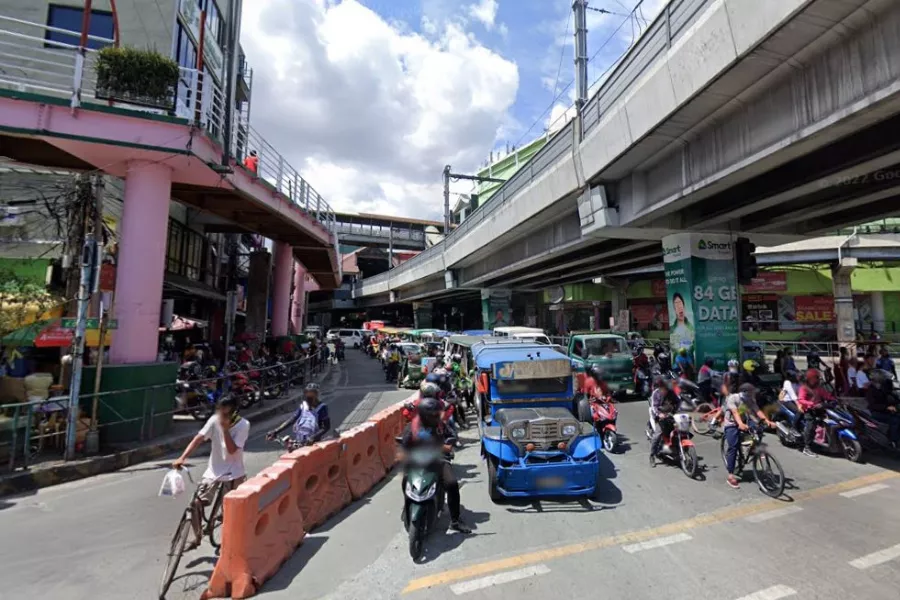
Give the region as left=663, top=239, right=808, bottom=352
left=535, top=476, right=565, bottom=489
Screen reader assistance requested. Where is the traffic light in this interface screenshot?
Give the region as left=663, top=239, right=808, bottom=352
left=735, top=236, right=757, bottom=285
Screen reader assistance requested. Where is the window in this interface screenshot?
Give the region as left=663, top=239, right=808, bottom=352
left=175, top=24, right=198, bottom=70
left=46, top=4, right=113, bottom=50
left=205, top=0, right=224, bottom=47
left=496, top=377, right=569, bottom=396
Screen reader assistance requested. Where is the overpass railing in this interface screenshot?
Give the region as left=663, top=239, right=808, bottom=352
left=356, top=0, right=716, bottom=294
left=0, top=14, right=337, bottom=237
left=334, top=221, right=426, bottom=242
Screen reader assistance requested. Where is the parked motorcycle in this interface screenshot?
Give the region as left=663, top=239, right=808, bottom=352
left=591, top=398, right=619, bottom=452
left=845, top=404, right=898, bottom=455
left=645, top=412, right=700, bottom=478
left=175, top=363, right=222, bottom=421
left=397, top=437, right=455, bottom=561
left=774, top=402, right=863, bottom=462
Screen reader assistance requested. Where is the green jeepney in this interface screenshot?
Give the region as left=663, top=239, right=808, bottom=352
left=567, top=332, right=634, bottom=394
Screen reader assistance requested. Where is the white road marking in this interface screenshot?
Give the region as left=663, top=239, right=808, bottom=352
left=850, top=543, right=900, bottom=570
left=745, top=506, right=803, bottom=523
left=622, top=533, right=693, bottom=554
left=449, top=564, right=551, bottom=595
left=839, top=483, right=890, bottom=498
left=734, top=585, right=797, bottom=600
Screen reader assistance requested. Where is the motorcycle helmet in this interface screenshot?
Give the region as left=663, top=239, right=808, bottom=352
left=419, top=381, right=440, bottom=399
left=451, top=353, right=462, bottom=362
left=653, top=375, right=669, bottom=389
left=678, top=348, right=688, bottom=356
left=742, top=359, right=759, bottom=373
left=305, top=382, right=320, bottom=392
left=589, top=364, right=605, bottom=381
left=418, top=396, right=442, bottom=428
left=804, top=368, right=821, bottom=386
left=870, top=369, right=888, bottom=389
left=425, top=372, right=441, bottom=385
left=727, top=359, right=739, bottom=373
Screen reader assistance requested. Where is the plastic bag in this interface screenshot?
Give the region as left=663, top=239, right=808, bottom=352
left=159, top=468, right=187, bottom=498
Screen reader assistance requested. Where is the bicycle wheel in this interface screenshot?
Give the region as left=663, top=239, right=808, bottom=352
left=752, top=450, right=785, bottom=498
left=159, top=512, right=192, bottom=599
left=691, top=403, right=715, bottom=435
left=208, top=486, right=226, bottom=550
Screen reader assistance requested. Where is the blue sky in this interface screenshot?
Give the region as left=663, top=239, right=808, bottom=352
left=242, top=0, right=666, bottom=218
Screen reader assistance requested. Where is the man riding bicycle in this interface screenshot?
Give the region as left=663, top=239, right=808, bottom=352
left=172, top=396, right=249, bottom=550
left=266, top=383, right=331, bottom=447
left=723, top=383, right=773, bottom=489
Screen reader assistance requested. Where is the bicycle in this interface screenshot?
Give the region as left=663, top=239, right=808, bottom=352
left=720, top=423, right=786, bottom=498
left=158, top=470, right=232, bottom=599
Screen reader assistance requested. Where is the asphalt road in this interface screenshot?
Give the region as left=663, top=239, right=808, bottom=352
left=0, top=350, right=410, bottom=600
left=5, top=352, right=900, bottom=599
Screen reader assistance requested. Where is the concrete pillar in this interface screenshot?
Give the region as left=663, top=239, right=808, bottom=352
left=481, top=289, right=511, bottom=329
left=870, top=291, right=885, bottom=333
left=832, top=259, right=857, bottom=344
left=110, top=162, right=172, bottom=364
left=271, top=242, right=292, bottom=337
left=413, top=302, right=433, bottom=329
left=291, top=262, right=307, bottom=334
left=245, top=250, right=271, bottom=347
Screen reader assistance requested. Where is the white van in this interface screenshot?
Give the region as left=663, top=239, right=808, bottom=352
left=492, top=326, right=551, bottom=345
left=327, top=328, right=364, bottom=348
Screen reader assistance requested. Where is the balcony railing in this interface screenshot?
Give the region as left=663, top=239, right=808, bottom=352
left=0, top=14, right=336, bottom=237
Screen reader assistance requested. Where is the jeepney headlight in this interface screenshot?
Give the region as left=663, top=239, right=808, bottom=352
left=561, top=424, right=577, bottom=437
left=510, top=427, right=526, bottom=440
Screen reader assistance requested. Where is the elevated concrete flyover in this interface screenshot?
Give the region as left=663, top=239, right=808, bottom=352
left=355, top=0, right=900, bottom=303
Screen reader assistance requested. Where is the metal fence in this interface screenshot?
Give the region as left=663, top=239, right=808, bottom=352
left=355, top=0, right=718, bottom=295
left=0, top=354, right=328, bottom=474
left=0, top=15, right=338, bottom=237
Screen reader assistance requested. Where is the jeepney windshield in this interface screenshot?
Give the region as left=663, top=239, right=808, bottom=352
left=584, top=337, right=627, bottom=357
left=496, top=377, right=569, bottom=396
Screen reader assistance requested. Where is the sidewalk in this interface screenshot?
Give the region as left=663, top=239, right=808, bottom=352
left=0, top=365, right=332, bottom=498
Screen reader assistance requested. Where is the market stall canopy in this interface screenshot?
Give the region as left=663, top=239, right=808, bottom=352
left=2, top=319, right=112, bottom=348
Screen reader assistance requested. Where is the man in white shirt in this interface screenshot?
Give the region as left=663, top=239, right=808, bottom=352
left=173, top=396, right=250, bottom=550
left=856, top=354, right=875, bottom=391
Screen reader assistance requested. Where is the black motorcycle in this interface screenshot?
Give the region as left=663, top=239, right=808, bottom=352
left=398, top=437, right=456, bottom=561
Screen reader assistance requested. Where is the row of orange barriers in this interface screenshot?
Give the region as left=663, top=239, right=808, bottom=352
left=203, top=395, right=412, bottom=599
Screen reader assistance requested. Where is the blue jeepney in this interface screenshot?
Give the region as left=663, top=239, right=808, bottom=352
left=473, top=340, right=603, bottom=501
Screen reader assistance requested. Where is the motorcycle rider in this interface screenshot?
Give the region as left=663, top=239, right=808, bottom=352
left=797, top=368, right=834, bottom=457
left=398, top=392, right=472, bottom=534
left=584, top=364, right=611, bottom=401
left=649, top=376, right=680, bottom=467
left=266, top=383, right=331, bottom=446
left=866, top=369, right=900, bottom=448
left=674, top=348, right=694, bottom=379
left=697, top=357, right=716, bottom=402
left=722, top=383, right=773, bottom=489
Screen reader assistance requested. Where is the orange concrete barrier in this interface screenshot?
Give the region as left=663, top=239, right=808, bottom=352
left=204, top=465, right=304, bottom=599
left=368, top=402, right=406, bottom=470
left=276, top=439, right=351, bottom=530
left=340, top=422, right=386, bottom=500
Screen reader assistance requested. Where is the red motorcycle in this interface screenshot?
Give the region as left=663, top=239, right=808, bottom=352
left=590, top=398, right=619, bottom=452
left=644, top=412, right=700, bottom=478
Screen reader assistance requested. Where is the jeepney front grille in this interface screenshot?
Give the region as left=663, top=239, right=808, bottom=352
left=525, top=420, right=562, bottom=450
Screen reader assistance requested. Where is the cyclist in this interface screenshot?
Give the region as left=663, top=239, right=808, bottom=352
left=266, top=383, right=331, bottom=446
left=722, top=383, right=773, bottom=489
left=172, top=396, right=249, bottom=550
left=398, top=392, right=471, bottom=534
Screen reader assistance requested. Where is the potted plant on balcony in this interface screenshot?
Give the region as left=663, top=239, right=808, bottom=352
left=95, top=47, right=179, bottom=111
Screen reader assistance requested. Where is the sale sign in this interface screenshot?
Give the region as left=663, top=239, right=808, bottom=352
left=794, top=296, right=835, bottom=323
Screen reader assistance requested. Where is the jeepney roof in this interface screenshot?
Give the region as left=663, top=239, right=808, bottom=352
left=571, top=332, right=627, bottom=340
left=462, top=329, right=493, bottom=336
left=473, top=342, right=570, bottom=370
left=448, top=334, right=498, bottom=347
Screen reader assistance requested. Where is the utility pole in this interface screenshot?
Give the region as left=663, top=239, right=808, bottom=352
left=573, top=0, right=589, bottom=138
left=442, top=167, right=506, bottom=234
left=65, top=176, right=92, bottom=311
left=223, top=234, right=239, bottom=366
left=89, top=175, right=104, bottom=317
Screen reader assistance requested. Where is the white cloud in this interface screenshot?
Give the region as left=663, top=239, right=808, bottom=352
left=546, top=102, right=576, bottom=133
left=468, top=0, right=499, bottom=30
left=240, top=0, right=518, bottom=219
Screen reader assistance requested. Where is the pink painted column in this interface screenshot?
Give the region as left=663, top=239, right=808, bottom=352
left=271, top=242, right=293, bottom=337
left=110, top=162, right=172, bottom=364
left=291, top=262, right=307, bottom=334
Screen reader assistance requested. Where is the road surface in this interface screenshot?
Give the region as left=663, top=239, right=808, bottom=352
left=3, top=350, right=900, bottom=599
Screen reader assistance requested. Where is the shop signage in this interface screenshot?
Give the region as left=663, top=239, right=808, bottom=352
left=663, top=233, right=739, bottom=369
left=99, top=264, right=116, bottom=292
left=744, top=271, right=787, bottom=293
left=794, top=296, right=835, bottom=323
left=629, top=303, right=668, bottom=329
left=651, top=279, right=667, bottom=297
left=742, top=294, right=778, bottom=331
left=60, top=318, right=119, bottom=330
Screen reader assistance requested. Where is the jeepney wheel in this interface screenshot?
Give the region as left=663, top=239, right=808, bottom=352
left=577, top=398, right=593, bottom=424
left=487, top=457, right=504, bottom=504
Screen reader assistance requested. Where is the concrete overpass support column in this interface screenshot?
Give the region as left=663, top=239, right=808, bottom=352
left=245, top=250, right=271, bottom=347
left=871, top=291, right=885, bottom=334
left=610, top=287, right=628, bottom=329
left=291, top=262, right=307, bottom=334
left=481, top=289, right=512, bottom=329
left=832, top=259, right=857, bottom=345
left=110, top=162, right=172, bottom=364
left=661, top=233, right=739, bottom=370
left=271, top=242, right=292, bottom=337
left=413, top=302, right=433, bottom=329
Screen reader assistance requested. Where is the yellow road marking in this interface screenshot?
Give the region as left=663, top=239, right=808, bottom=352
left=402, top=471, right=897, bottom=594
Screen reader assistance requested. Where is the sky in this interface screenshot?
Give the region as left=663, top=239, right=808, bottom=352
left=240, top=0, right=668, bottom=221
